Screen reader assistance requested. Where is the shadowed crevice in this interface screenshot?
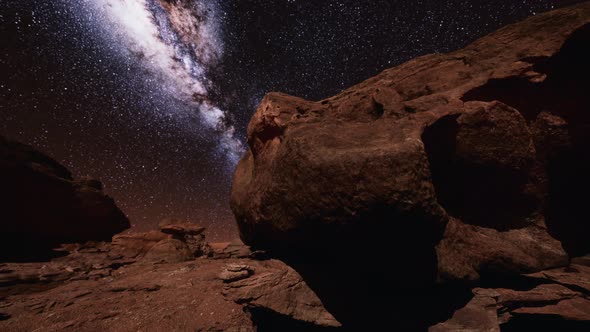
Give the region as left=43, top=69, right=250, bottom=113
left=461, top=24, right=590, bottom=255
left=421, top=114, right=536, bottom=231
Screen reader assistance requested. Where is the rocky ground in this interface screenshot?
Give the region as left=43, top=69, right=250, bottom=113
left=0, top=226, right=340, bottom=332
left=0, top=235, right=588, bottom=331
left=2, top=3, right=590, bottom=331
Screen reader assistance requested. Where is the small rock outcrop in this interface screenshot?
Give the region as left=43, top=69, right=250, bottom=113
left=111, top=219, right=212, bottom=263
left=211, top=240, right=267, bottom=259
left=111, top=231, right=169, bottom=259
left=142, top=239, right=194, bottom=264
left=0, top=136, right=130, bottom=261
left=159, top=218, right=213, bottom=257
left=219, top=263, right=254, bottom=283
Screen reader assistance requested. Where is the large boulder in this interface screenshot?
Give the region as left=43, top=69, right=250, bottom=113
left=231, top=4, right=590, bottom=281
left=0, top=136, right=130, bottom=261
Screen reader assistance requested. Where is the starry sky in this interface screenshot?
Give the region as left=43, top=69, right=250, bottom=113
left=1, top=0, right=582, bottom=241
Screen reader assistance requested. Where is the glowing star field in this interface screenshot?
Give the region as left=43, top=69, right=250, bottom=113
left=85, top=0, right=243, bottom=163
left=1, top=0, right=563, bottom=240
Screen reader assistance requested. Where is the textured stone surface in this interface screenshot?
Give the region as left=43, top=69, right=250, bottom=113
left=431, top=261, right=590, bottom=331
left=110, top=221, right=213, bottom=263
left=429, top=289, right=500, bottom=332
left=0, top=255, right=256, bottom=332
left=436, top=218, right=567, bottom=282
left=142, top=239, right=194, bottom=264
left=212, top=240, right=255, bottom=259
left=159, top=220, right=212, bottom=257
left=111, top=231, right=170, bottom=259
left=0, top=241, right=339, bottom=331
left=222, top=259, right=341, bottom=328
left=219, top=263, right=254, bottom=282
left=229, top=5, right=590, bottom=329
left=159, top=218, right=205, bottom=234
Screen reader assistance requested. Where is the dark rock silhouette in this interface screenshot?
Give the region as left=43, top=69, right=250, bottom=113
left=0, top=136, right=130, bottom=261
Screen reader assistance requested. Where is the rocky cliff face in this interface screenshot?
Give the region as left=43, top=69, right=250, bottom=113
left=0, top=136, right=130, bottom=261
left=231, top=2, right=590, bottom=329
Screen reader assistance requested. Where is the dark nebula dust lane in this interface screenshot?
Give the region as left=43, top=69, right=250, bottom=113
left=81, top=0, right=244, bottom=162
left=1, top=0, right=579, bottom=241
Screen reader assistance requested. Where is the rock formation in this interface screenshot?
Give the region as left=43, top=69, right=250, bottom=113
left=159, top=218, right=213, bottom=258
left=431, top=261, right=590, bottom=331
left=230, top=2, right=590, bottom=329
left=221, top=260, right=341, bottom=328
left=232, top=2, right=589, bottom=274
left=0, top=136, right=130, bottom=261
left=111, top=219, right=213, bottom=263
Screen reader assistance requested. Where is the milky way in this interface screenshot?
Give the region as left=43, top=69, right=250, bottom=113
left=82, top=0, right=243, bottom=164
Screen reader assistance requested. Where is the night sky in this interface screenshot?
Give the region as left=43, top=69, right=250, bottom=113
left=1, top=0, right=580, bottom=241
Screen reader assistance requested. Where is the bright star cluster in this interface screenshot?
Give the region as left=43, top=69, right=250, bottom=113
left=82, top=0, right=244, bottom=163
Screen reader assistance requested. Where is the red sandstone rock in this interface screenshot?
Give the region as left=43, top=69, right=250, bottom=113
left=231, top=4, right=590, bottom=281
left=111, top=231, right=169, bottom=259
left=142, top=239, right=194, bottom=263
left=222, top=259, right=342, bottom=328
left=158, top=220, right=212, bottom=257
left=0, top=242, right=339, bottom=331
left=0, top=257, right=256, bottom=331
left=431, top=259, right=590, bottom=331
